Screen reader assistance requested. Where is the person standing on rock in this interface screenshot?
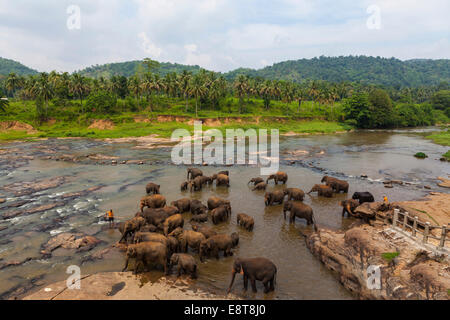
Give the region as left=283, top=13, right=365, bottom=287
left=106, top=209, right=115, bottom=228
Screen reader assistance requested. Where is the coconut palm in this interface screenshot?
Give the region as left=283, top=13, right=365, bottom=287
left=0, top=97, right=8, bottom=112
left=188, top=74, right=207, bottom=118
left=234, top=75, right=249, bottom=114
left=178, top=70, right=192, bottom=112
left=69, top=74, right=89, bottom=114
left=32, top=72, right=54, bottom=119
left=6, top=73, right=20, bottom=97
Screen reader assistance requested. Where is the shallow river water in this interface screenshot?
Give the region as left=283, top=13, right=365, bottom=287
left=0, top=127, right=448, bottom=299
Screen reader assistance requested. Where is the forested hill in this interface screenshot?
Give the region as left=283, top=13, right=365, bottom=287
left=223, top=56, right=450, bottom=87
left=0, top=57, right=38, bottom=76
left=77, top=60, right=202, bottom=78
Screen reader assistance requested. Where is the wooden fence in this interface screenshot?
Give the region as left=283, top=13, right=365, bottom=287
left=390, top=209, right=448, bottom=249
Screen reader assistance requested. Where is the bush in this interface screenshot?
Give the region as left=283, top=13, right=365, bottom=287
left=414, top=152, right=428, bottom=159
left=431, top=90, right=450, bottom=117
left=86, top=91, right=117, bottom=114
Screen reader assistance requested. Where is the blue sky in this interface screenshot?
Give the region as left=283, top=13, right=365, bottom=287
left=0, top=0, right=448, bottom=73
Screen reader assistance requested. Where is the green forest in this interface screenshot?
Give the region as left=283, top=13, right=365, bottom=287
left=0, top=56, right=449, bottom=142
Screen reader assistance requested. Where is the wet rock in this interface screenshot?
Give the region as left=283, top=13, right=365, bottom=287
left=3, top=200, right=31, bottom=209
left=424, top=185, right=431, bottom=190
left=2, top=201, right=66, bottom=220
left=361, top=174, right=368, bottom=178
left=437, top=177, right=450, bottom=189
left=0, top=257, right=33, bottom=270
left=384, top=180, right=403, bottom=185
left=306, top=225, right=450, bottom=300
left=0, top=226, right=7, bottom=232
left=385, top=184, right=394, bottom=188
left=60, top=186, right=103, bottom=200
left=41, top=233, right=102, bottom=256
left=1, top=176, right=68, bottom=196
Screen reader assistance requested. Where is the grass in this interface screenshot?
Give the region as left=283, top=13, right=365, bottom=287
left=381, top=252, right=400, bottom=263
left=0, top=98, right=351, bottom=141
left=443, top=150, right=450, bottom=160
left=426, top=130, right=450, bottom=146
left=411, top=208, right=439, bottom=225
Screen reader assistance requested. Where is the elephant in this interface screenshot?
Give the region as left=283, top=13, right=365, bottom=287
left=322, top=176, right=349, bottom=193
left=231, top=232, right=239, bottom=248
left=187, top=168, right=203, bottom=180
left=171, top=198, right=191, bottom=213
left=172, top=230, right=206, bottom=253
left=207, top=196, right=231, bottom=211
left=139, top=224, right=158, bottom=233
left=169, top=253, right=198, bottom=279
left=190, top=176, right=204, bottom=192
left=199, top=175, right=213, bottom=186
left=133, top=232, right=177, bottom=256
left=211, top=205, right=231, bottom=225
left=190, top=200, right=208, bottom=215
left=266, top=171, right=288, bottom=185
left=160, top=206, right=179, bottom=216
left=308, top=184, right=333, bottom=198
left=138, top=208, right=169, bottom=227
left=283, top=201, right=317, bottom=231
left=340, top=199, right=360, bottom=217
left=122, top=242, right=168, bottom=275
left=227, top=257, right=277, bottom=294
left=163, top=214, right=184, bottom=236
left=284, top=188, right=305, bottom=201
left=190, top=213, right=208, bottom=223
left=180, top=181, right=189, bottom=191
left=252, top=182, right=267, bottom=191
left=352, top=192, right=375, bottom=204
left=119, top=216, right=146, bottom=243
left=218, top=170, right=229, bottom=176
left=212, top=174, right=230, bottom=187
left=199, top=234, right=234, bottom=262
left=237, top=213, right=254, bottom=231
left=140, top=194, right=166, bottom=212
left=191, top=224, right=217, bottom=239
left=145, top=182, right=160, bottom=195
left=264, top=190, right=285, bottom=206
left=248, top=177, right=264, bottom=185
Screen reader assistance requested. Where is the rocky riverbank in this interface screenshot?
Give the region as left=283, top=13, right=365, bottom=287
left=306, top=193, right=450, bottom=300
left=23, top=272, right=239, bottom=300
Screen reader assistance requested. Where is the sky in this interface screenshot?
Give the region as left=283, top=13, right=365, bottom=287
left=0, top=0, right=448, bottom=73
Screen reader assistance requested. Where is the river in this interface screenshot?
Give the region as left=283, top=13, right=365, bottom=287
left=0, top=127, right=448, bottom=299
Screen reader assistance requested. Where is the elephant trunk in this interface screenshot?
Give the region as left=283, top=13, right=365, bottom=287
left=122, top=258, right=129, bottom=272
left=227, top=270, right=237, bottom=294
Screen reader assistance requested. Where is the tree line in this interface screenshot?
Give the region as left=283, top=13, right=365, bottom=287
left=0, top=58, right=449, bottom=128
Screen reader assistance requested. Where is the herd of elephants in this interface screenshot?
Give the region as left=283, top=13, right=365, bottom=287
left=116, top=168, right=376, bottom=294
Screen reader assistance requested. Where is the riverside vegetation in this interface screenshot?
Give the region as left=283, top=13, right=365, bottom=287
left=0, top=58, right=449, bottom=142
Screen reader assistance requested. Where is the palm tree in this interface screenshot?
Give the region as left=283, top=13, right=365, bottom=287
left=70, top=74, right=89, bottom=114
left=234, top=75, right=249, bottom=114
left=6, top=73, right=20, bottom=97
left=33, top=72, right=54, bottom=119
left=128, top=75, right=142, bottom=103
left=189, top=74, right=207, bottom=118
left=178, top=70, right=192, bottom=112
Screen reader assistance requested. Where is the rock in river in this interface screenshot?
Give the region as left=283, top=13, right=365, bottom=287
left=41, top=233, right=102, bottom=257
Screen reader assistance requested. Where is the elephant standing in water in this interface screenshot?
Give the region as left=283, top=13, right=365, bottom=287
left=283, top=201, right=317, bottom=231
left=187, top=168, right=203, bottom=180
left=248, top=177, right=264, bottom=185
left=169, top=253, right=198, bottom=279
left=308, top=184, right=333, bottom=198
left=122, top=242, right=168, bottom=275
left=264, top=190, right=285, bottom=206
left=352, top=192, right=375, bottom=204
left=266, top=172, right=288, bottom=185
left=140, top=194, right=166, bottom=212
left=227, top=257, right=277, bottom=294
left=340, top=199, right=360, bottom=217
left=145, top=182, right=160, bottom=195
left=322, top=176, right=349, bottom=193
left=284, top=188, right=305, bottom=201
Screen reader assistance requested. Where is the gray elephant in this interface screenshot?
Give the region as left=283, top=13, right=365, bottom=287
left=212, top=174, right=230, bottom=187
left=187, top=168, right=203, bottom=180
left=248, top=177, right=264, bottom=185
left=123, top=242, right=168, bottom=275
left=119, top=216, right=146, bottom=243
left=264, top=190, right=285, bottom=206
left=308, top=184, right=333, bottom=198
left=190, top=199, right=208, bottom=215
left=322, top=176, right=349, bottom=193
left=227, top=257, right=277, bottom=294
left=163, top=214, right=184, bottom=236
left=190, top=213, right=208, bottom=223
left=211, top=205, right=231, bottom=225
left=171, top=198, right=191, bottom=213
left=284, top=188, right=305, bottom=201
left=237, top=213, right=254, bottom=231
left=191, top=224, right=217, bottom=239
left=199, top=234, right=234, bottom=262
left=140, top=194, right=166, bottom=212
left=190, top=176, right=204, bottom=192
left=340, top=199, right=360, bottom=217
left=169, top=253, right=198, bottom=279
left=145, top=182, right=160, bottom=195
left=207, top=196, right=231, bottom=210
left=171, top=230, right=206, bottom=253
left=283, top=201, right=317, bottom=231
left=266, top=171, right=288, bottom=185
left=252, top=182, right=267, bottom=191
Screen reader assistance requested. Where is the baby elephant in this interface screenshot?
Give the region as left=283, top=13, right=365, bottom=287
left=169, top=253, right=198, bottom=279
left=237, top=213, right=254, bottom=231
left=145, top=182, right=160, bottom=195
left=308, top=185, right=333, bottom=198
left=340, top=199, right=360, bottom=217
left=252, top=182, right=267, bottom=191
left=248, top=177, right=264, bottom=185
left=180, top=181, right=189, bottom=191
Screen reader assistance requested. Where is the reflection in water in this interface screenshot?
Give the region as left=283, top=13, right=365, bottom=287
left=0, top=128, right=448, bottom=299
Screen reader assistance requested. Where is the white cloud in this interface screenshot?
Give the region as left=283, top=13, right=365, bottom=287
left=0, top=0, right=448, bottom=73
